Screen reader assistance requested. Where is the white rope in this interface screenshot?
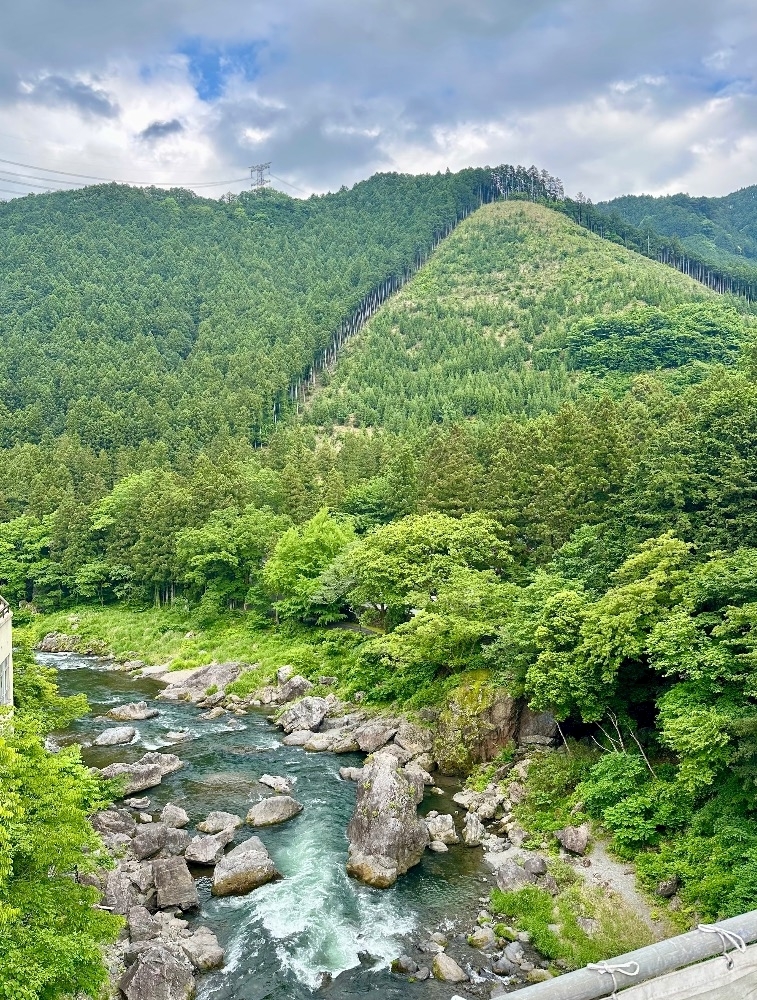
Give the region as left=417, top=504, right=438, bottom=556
left=697, top=923, right=747, bottom=970
left=587, top=960, right=640, bottom=997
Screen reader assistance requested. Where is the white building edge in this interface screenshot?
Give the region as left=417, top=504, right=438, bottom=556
left=0, top=595, right=12, bottom=708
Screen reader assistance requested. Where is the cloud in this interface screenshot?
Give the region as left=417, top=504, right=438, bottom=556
left=0, top=1, right=756, bottom=200
left=21, top=74, right=119, bottom=118
left=138, top=118, right=184, bottom=142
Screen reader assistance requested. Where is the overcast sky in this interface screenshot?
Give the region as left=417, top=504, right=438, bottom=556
left=1, top=0, right=756, bottom=202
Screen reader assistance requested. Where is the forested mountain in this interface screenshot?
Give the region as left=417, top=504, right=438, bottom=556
left=0, top=170, right=491, bottom=452
left=599, top=185, right=757, bottom=273
left=308, top=200, right=752, bottom=431
left=6, top=175, right=757, bottom=940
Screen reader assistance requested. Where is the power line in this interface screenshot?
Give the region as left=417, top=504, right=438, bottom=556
left=0, top=154, right=250, bottom=189
left=270, top=172, right=309, bottom=195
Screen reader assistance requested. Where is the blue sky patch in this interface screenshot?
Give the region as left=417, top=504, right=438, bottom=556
left=178, top=38, right=266, bottom=102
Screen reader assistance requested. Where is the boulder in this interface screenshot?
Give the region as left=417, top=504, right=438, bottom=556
left=354, top=721, right=398, bottom=753
left=282, top=729, right=314, bottom=746
left=495, top=859, right=536, bottom=892
left=197, top=811, right=242, bottom=834
left=259, top=774, right=293, bottom=794
left=425, top=813, right=459, bottom=845
left=346, top=752, right=428, bottom=888
left=107, top=701, right=159, bottom=722
left=329, top=731, right=361, bottom=753
left=303, top=731, right=339, bottom=752
left=184, top=829, right=234, bottom=866
left=555, top=824, right=590, bottom=855
left=211, top=837, right=280, bottom=896
left=132, top=822, right=169, bottom=860
left=517, top=706, right=557, bottom=745
left=392, top=955, right=418, bottom=975
left=99, top=761, right=164, bottom=796
left=138, top=751, right=184, bottom=777
left=428, top=840, right=448, bottom=852
left=404, top=762, right=434, bottom=785
left=246, top=795, right=303, bottom=827
left=657, top=876, right=680, bottom=898
left=161, top=804, right=190, bottom=829
left=339, top=766, right=364, bottom=782
left=159, top=661, right=242, bottom=703
left=278, top=697, right=329, bottom=734
left=394, top=721, right=433, bottom=755
left=103, top=869, right=140, bottom=915
left=181, top=926, right=224, bottom=972
left=278, top=675, right=313, bottom=702
left=119, top=945, right=195, bottom=1000
left=152, top=857, right=199, bottom=911
left=462, top=812, right=486, bottom=847
left=93, top=726, right=137, bottom=746
left=92, top=808, right=137, bottom=837
left=434, top=685, right=519, bottom=774
left=277, top=665, right=295, bottom=684
left=523, top=853, right=548, bottom=876
left=127, top=905, right=160, bottom=942
left=164, top=828, right=191, bottom=856
left=199, top=707, right=226, bottom=721
left=432, top=953, right=468, bottom=983
left=468, top=926, right=497, bottom=950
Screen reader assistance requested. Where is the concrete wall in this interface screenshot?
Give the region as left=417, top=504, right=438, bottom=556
left=0, top=597, right=12, bottom=708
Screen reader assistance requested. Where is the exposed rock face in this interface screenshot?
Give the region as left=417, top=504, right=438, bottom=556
left=462, top=812, right=486, bottom=847
left=354, top=721, right=398, bottom=753
left=152, top=857, right=199, bottom=911
left=103, top=869, right=140, bottom=915
left=339, top=766, right=364, bottom=782
left=99, top=761, right=164, bottom=796
left=434, top=685, right=519, bottom=774
left=108, top=701, right=159, bottom=722
left=159, top=661, right=243, bottom=703
left=161, top=803, right=190, bottom=829
left=119, top=945, right=195, bottom=1000
left=139, top=751, right=184, bottom=777
left=432, top=952, right=468, bottom=983
left=93, top=725, right=137, bottom=746
left=425, top=812, right=459, bottom=845
left=517, top=706, right=557, bottom=746
left=246, top=795, right=303, bottom=827
left=92, top=808, right=137, bottom=837
left=259, top=774, right=293, bottom=794
left=495, top=859, right=537, bottom=892
left=394, top=722, right=433, bottom=755
left=197, top=811, right=242, bottom=834
left=37, top=631, right=79, bottom=653
left=278, top=675, right=313, bottom=703
left=211, top=837, right=280, bottom=896
left=127, top=905, right=160, bottom=942
left=346, top=752, right=428, bottom=888
left=184, top=829, right=234, bottom=866
left=165, top=829, right=191, bottom=856
left=132, top=822, right=170, bottom=860
left=278, top=697, right=329, bottom=734
left=277, top=665, right=295, bottom=684
left=555, top=823, right=590, bottom=855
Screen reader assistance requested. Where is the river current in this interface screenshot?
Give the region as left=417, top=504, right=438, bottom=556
left=46, top=653, right=494, bottom=999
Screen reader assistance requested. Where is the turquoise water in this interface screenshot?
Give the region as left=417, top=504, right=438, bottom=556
left=48, top=653, right=493, bottom=998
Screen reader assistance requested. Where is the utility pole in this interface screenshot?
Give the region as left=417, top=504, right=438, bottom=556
left=250, top=162, right=271, bottom=193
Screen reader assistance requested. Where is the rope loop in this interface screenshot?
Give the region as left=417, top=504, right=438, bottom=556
left=697, top=923, right=747, bottom=970
left=587, top=960, right=640, bottom=998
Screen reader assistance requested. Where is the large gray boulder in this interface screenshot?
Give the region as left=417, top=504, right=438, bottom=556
left=159, top=662, right=242, bottom=703
left=278, top=675, right=313, bottom=703
left=127, top=905, right=160, bottom=942
left=103, top=869, right=140, bottom=915
left=184, top=829, right=235, bottom=866
left=211, top=837, right=280, bottom=896
left=107, top=701, right=159, bottom=722
left=92, top=808, right=137, bottom=837
left=197, top=811, right=242, bottom=834
left=152, top=857, right=199, bottom=911
left=278, top=697, right=329, bottom=734
left=346, top=752, right=428, bottom=888
left=132, top=822, right=169, bottom=860
left=181, top=926, right=225, bottom=972
left=556, top=823, right=590, bottom=855
left=138, top=751, right=184, bottom=777
left=495, top=859, right=536, bottom=892
left=354, top=721, right=398, bottom=753
left=432, top=953, right=468, bottom=983
left=246, top=795, right=303, bottom=827
left=161, top=803, right=190, bottom=829
left=259, top=774, right=293, bottom=794
left=99, top=761, right=164, bottom=796
left=94, top=726, right=137, bottom=746
left=119, top=944, right=195, bottom=1000
left=394, top=721, right=433, bottom=755
left=425, top=812, right=459, bottom=845
left=462, top=812, right=486, bottom=847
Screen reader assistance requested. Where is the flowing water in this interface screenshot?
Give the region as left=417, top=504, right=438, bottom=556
left=47, top=653, right=495, bottom=999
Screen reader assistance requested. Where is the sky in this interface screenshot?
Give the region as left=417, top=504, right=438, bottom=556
left=1, top=0, right=756, bottom=202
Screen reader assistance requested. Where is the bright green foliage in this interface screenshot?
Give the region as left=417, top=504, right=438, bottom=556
left=262, top=508, right=355, bottom=622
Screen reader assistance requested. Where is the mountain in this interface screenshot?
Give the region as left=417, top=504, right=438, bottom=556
left=308, top=199, right=754, bottom=432
left=598, top=185, right=757, bottom=272
left=0, top=170, right=490, bottom=453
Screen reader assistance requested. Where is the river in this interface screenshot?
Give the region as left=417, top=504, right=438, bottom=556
left=46, top=653, right=497, bottom=999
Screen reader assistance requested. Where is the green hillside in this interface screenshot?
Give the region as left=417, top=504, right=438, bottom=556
left=0, top=170, right=490, bottom=452
left=599, top=186, right=757, bottom=272
left=308, top=200, right=754, bottom=431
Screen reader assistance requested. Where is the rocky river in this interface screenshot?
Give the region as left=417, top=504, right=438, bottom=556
left=48, top=652, right=550, bottom=1000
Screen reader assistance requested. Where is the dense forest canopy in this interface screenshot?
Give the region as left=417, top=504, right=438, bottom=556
left=598, top=185, right=757, bottom=273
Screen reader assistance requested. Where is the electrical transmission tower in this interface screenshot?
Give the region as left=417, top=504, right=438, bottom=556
left=250, top=162, right=271, bottom=193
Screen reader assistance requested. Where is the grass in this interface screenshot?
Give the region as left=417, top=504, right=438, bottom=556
left=490, top=875, right=653, bottom=969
